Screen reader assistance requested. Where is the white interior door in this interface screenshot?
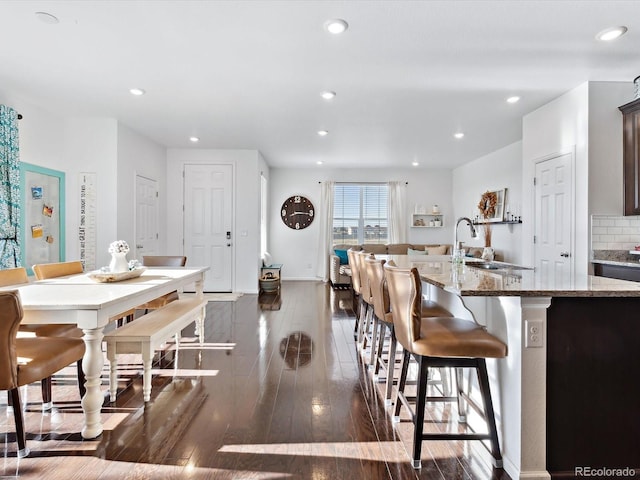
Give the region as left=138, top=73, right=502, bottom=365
left=135, top=175, right=159, bottom=260
left=534, top=152, right=574, bottom=286
left=184, top=164, right=233, bottom=292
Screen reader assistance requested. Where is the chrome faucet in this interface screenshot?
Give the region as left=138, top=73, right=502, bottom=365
left=454, top=217, right=478, bottom=253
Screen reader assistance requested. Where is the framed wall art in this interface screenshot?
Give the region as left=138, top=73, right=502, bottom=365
left=478, top=188, right=506, bottom=223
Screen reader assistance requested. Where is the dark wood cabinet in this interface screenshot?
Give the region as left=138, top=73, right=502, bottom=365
left=593, top=262, right=640, bottom=282
left=619, top=98, right=640, bottom=215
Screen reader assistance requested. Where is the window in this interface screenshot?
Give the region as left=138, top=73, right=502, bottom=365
left=333, top=183, right=388, bottom=245
left=260, top=174, right=267, bottom=256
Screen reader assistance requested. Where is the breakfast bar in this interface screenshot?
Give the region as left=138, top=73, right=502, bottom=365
left=382, top=255, right=640, bottom=480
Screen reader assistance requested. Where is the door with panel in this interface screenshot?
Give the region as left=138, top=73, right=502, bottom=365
left=135, top=175, right=159, bottom=260
left=184, top=164, right=233, bottom=292
left=534, top=151, right=574, bottom=286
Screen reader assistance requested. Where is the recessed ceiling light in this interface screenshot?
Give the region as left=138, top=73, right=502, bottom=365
left=129, top=88, right=145, bottom=96
left=412, top=161, right=419, bottom=167
left=596, top=26, right=628, bottom=41
left=507, top=96, right=520, bottom=104
left=189, top=136, right=199, bottom=143
left=325, top=19, right=348, bottom=34
left=35, top=11, right=59, bottom=24
left=454, top=132, right=464, bottom=139
left=316, top=161, right=323, bottom=165
left=317, top=130, right=329, bottom=136
left=321, top=91, right=336, bottom=100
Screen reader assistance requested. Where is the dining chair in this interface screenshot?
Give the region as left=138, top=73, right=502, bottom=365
left=32, top=260, right=84, bottom=280
left=0, top=290, right=86, bottom=457
left=0, top=267, right=84, bottom=410
left=384, top=262, right=507, bottom=469
left=139, top=256, right=187, bottom=312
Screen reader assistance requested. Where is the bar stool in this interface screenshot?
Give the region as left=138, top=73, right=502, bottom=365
left=346, top=248, right=366, bottom=338
left=384, top=262, right=507, bottom=469
left=366, top=258, right=453, bottom=404
left=355, top=251, right=376, bottom=349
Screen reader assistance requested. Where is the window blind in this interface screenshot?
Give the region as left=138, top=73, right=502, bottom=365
left=333, top=183, right=388, bottom=245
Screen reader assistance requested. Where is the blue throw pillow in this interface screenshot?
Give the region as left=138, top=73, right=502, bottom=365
left=334, top=249, right=348, bottom=265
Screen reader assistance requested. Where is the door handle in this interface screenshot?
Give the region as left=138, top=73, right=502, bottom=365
left=136, top=245, right=143, bottom=249
left=560, top=251, right=570, bottom=258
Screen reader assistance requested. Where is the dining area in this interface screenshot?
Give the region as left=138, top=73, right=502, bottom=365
left=0, top=259, right=208, bottom=459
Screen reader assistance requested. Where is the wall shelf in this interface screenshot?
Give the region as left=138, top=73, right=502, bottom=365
left=411, top=213, right=444, bottom=228
left=473, top=220, right=522, bottom=225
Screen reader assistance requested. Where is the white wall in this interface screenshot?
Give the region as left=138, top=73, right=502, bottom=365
left=588, top=82, right=633, bottom=215
left=166, top=149, right=262, bottom=293
left=452, top=141, right=523, bottom=263
left=116, top=123, right=167, bottom=253
left=63, top=118, right=119, bottom=268
left=522, top=81, right=632, bottom=275
left=522, top=82, right=589, bottom=275
left=1, top=90, right=172, bottom=269
left=268, top=167, right=452, bottom=280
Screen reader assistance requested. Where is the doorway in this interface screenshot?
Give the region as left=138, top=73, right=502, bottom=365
left=135, top=175, right=159, bottom=260
left=534, top=150, right=574, bottom=285
left=183, top=164, right=233, bottom=292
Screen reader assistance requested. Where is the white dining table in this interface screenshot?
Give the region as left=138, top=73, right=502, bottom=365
left=1, top=266, right=208, bottom=439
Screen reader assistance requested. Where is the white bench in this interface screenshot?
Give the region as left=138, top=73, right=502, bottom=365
left=104, top=296, right=207, bottom=402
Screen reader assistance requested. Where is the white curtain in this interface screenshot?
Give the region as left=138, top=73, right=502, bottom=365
left=388, top=181, right=406, bottom=243
left=315, top=180, right=334, bottom=282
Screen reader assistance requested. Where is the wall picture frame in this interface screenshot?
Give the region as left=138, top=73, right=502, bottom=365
left=478, top=188, right=506, bottom=223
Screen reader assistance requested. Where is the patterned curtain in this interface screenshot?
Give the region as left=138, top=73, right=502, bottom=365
left=0, top=105, right=21, bottom=268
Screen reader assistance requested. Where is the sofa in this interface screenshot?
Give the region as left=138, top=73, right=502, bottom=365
left=329, top=243, right=453, bottom=288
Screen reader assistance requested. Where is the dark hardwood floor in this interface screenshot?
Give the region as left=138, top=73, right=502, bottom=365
left=1, top=281, right=510, bottom=479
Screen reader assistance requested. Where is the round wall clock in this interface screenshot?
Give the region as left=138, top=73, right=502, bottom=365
left=281, top=195, right=315, bottom=230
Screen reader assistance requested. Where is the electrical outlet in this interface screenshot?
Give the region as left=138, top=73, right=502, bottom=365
left=525, top=320, right=543, bottom=348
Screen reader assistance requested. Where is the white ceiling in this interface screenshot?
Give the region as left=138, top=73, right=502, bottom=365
left=1, top=1, right=639, bottom=169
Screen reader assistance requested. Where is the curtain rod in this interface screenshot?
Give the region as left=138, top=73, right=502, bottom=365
left=318, top=181, right=408, bottom=184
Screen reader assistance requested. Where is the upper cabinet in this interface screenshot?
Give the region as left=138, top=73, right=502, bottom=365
left=620, top=98, right=640, bottom=215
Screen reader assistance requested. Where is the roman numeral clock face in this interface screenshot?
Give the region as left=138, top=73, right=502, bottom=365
left=281, top=195, right=315, bottom=230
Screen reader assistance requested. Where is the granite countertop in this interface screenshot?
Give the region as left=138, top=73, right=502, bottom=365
left=591, top=249, right=640, bottom=268
left=380, top=255, right=640, bottom=297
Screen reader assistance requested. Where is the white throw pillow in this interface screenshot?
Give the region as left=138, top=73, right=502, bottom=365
left=426, top=245, right=448, bottom=255
left=407, top=247, right=427, bottom=255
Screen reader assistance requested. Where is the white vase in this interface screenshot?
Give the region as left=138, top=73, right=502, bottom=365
left=109, top=252, right=129, bottom=273
left=481, top=247, right=495, bottom=262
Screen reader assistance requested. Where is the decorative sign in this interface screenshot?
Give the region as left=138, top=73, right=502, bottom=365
left=79, top=173, right=97, bottom=271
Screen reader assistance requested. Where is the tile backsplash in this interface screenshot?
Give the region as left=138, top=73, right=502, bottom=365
left=592, top=215, right=640, bottom=250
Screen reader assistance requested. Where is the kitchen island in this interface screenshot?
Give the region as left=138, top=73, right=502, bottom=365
left=382, top=255, right=640, bottom=480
